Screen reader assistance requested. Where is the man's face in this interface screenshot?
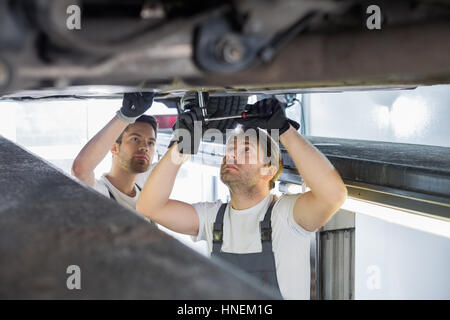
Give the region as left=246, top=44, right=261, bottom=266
left=113, top=122, right=156, bottom=174
left=220, top=135, right=268, bottom=189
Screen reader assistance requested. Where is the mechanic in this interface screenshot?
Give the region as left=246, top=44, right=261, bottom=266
left=72, top=92, right=157, bottom=214
left=136, top=98, right=347, bottom=299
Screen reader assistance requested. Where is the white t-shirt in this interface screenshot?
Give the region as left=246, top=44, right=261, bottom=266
left=93, top=174, right=141, bottom=211
left=193, top=193, right=315, bottom=300
left=93, top=165, right=154, bottom=217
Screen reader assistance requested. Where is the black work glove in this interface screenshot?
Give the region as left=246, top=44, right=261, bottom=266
left=237, top=98, right=300, bottom=135
left=116, top=92, right=156, bottom=123
left=169, top=107, right=204, bottom=154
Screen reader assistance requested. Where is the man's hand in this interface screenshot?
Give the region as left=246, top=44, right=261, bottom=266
left=238, top=98, right=300, bottom=135
left=169, top=107, right=204, bottom=154
left=117, top=92, right=156, bottom=123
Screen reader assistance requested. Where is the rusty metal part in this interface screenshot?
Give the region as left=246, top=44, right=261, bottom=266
left=2, top=1, right=450, bottom=95
left=9, top=20, right=450, bottom=95
left=193, top=21, right=450, bottom=88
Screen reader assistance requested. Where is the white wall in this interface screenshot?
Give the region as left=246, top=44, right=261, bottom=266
left=355, top=214, right=450, bottom=299
left=305, top=85, right=450, bottom=147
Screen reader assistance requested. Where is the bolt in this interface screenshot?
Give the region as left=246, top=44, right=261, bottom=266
left=216, top=35, right=244, bottom=64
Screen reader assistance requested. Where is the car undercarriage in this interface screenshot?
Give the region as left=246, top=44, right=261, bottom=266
left=1, top=0, right=450, bottom=97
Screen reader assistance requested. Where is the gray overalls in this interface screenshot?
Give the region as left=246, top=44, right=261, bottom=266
left=211, top=197, right=283, bottom=298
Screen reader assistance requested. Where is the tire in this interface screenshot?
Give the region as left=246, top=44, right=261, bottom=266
left=205, top=95, right=248, bottom=132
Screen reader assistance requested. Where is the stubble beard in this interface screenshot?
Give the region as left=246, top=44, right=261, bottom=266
left=129, top=158, right=150, bottom=173
left=220, top=166, right=260, bottom=193
left=117, top=152, right=151, bottom=174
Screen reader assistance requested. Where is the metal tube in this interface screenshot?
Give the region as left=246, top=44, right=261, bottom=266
left=204, top=112, right=270, bottom=122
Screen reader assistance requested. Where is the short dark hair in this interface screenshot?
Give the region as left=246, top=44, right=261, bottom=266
left=116, top=115, right=158, bottom=144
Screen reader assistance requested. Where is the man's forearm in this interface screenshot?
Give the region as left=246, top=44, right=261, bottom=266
left=279, top=125, right=347, bottom=204
left=137, top=143, right=190, bottom=217
left=72, top=116, right=128, bottom=179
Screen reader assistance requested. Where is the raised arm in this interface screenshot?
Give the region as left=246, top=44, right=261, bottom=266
left=136, top=107, right=204, bottom=236
left=72, top=116, right=128, bottom=186
left=280, top=126, right=347, bottom=232
left=239, top=98, right=347, bottom=232
left=136, top=143, right=200, bottom=236
left=71, top=92, right=155, bottom=186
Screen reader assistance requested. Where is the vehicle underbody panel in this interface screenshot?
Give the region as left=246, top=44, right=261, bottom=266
left=1, top=0, right=450, bottom=96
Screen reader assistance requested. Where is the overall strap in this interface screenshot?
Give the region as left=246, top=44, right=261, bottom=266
left=108, top=189, right=116, bottom=201
left=212, top=197, right=277, bottom=253
left=212, top=203, right=227, bottom=253
left=260, top=197, right=276, bottom=252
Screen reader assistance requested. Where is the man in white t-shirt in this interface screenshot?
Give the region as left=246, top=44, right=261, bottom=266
left=72, top=92, right=157, bottom=215
left=136, top=98, right=347, bottom=299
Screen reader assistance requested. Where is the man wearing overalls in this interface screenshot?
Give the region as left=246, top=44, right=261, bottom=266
left=136, top=98, right=347, bottom=299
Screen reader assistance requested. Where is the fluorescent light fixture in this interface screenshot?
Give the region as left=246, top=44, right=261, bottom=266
left=391, top=95, right=429, bottom=138
left=341, top=198, right=450, bottom=239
